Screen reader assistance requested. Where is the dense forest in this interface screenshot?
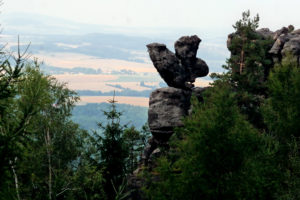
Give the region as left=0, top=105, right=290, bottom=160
left=1, top=11, right=300, bottom=200
left=0, top=48, right=151, bottom=199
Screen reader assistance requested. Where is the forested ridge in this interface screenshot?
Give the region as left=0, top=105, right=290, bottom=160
left=1, top=11, right=300, bottom=200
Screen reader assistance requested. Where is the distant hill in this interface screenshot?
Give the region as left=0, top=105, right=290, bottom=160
left=72, top=103, right=148, bottom=131
left=0, top=12, right=227, bottom=102
left=1, top=12, right=228, bottom=73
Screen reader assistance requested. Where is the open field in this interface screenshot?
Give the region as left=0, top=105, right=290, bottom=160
left=54, top=74, right=120, bottom=92
left=54, top=73, right=211, bottom=92
left=33, top=51, right=211, bottom=94
left=35, top=52, right=155, bottom=73
left=53, top=74, right=160, bottom=91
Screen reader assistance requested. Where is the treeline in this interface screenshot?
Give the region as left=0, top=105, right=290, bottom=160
left=143, top=11, right=300, bottom=199
left=77, top=81, right=160, bottom=97
left=72, top=103, right=148, bottom=130
left=0, top=48, right=150, bottom=199
left=41, top=65, right=139, bottom=76
left=76, top=89, right=152, bottom=98
left=41, top=65, right=103, bottom=75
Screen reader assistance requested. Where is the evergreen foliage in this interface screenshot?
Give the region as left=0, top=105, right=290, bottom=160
left=144, top=11, right=300, bottom=200
left=0, top=42, right=148, bottom=199
left=213, top=10, right=274, bottom=128
left=263, top=56, right=300, bottom=141
left=145, top=84, right=282, bottom=200
left=262, top=56, right=300, bottom=199
left=91, top=96, right=129, bottom=199
left=90, top=96, right=150, bottom=199
left=0, top=46, right=33, bottom=194
left=0, top=60, right=97, bottom=199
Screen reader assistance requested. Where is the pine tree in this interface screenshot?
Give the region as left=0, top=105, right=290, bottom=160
left=0, top=42, right=33, bottom=197
left=123, top=124, right=151, bottom=174
left=92, top=95, right=129, bottom=199
left=214, top=10, right=274, bottom=128
left=226, top=10, right=273, bottom=93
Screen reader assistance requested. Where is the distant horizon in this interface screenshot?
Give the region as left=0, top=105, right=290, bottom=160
left=2, top=0, right=300, bottom=38
left=0, top=11, right=230, bottom=39
left=1, top=1, right=299, bottom=107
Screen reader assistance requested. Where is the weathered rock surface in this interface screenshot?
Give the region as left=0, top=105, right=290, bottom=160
left=144, top=35, right=210, bottom=162
left=270, top=31, right=300, bottom=64
left=269, top=34, right=290, bottom=55
left=148, top=87, right=192, bottom=143
left=273, top=27, right=289, bottom=40
left=282, top=35, right=300, bottom=56
left=292, top=29, right=300, bottom=35
left=256, top=28, right=275, bottom=39
left=141, top=35, right=210, bottom=165
left=147, top=35, right=208, bottom=89
left=228, top=26, right=300, bottom=65
left=146, top=43, right=188, bottom=89
left=127, top=36, right=210, bottom=199
left=174, top=35, right=201, bottom=67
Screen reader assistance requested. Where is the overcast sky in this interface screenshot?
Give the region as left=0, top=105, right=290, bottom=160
left=2, top=0, right=300, bottom=36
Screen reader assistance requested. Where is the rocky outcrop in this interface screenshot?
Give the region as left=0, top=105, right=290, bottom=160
left=147, top=35, right=208, bottom=89
left=240, top=26, right=300, bottom=65
left=148, top=87, right=192, bottom=143
left=127, top=36, right=209, bottom=200
left=269, top=28, right=300, bottom=64
left=144, top=36, right=209, bottom=162
left=128, top=27, right=300, bottom=200
left=282, top=35, right=300, bottom=56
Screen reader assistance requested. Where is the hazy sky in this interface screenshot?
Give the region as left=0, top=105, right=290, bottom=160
left=2, top=0, right=300, bottom=34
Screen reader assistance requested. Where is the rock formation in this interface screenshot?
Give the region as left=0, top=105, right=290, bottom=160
left=143, top=27, right=300, bottom=166
left=127, top=36, right=209, bottom=200
left=147, top=35, right=208, bottom=89
left=148, top=88, right=191, bottom=142
left=144, top=35, right=209, bottom=162
left=128, top=27, right=300, bottom=200
left=265, top=26, right=300, bottom=64
left=229, top=26, right=300, bottom=65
